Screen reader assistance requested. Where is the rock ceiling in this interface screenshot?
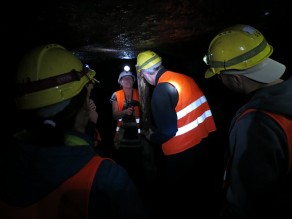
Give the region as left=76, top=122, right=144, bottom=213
left=12, top=0, right=290, bottom=63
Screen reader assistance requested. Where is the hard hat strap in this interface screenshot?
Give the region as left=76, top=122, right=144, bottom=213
left=17, top=68, right=91, bottom=94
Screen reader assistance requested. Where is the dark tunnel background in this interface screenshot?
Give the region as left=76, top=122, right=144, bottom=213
left=2, top=0, right=291, bottom=215
left=5, top=6, right=291, bottom=166
left=5, top=0, right=291, bottom=162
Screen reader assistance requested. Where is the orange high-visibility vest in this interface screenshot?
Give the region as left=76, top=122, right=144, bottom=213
left=158, top=71, right=216, bottom=155
left=115, top=89, right=140, bottom=134
left=0, top=156, right=108, bottom=219
left=232, top=109, right=292, bottom=172
left=221, top=109, right=292, bottom=213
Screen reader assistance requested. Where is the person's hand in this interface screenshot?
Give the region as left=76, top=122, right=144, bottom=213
left=146, top=128, right=153, bottom=141
left=123, top=107, right=134, bottom=116
left=140, top=128, right=153, bottom=141
left=88, top=99, right=98, bottom=124
left=88, top=99, right=96, bottom=111
left=140, top=129, right=148, bottom=136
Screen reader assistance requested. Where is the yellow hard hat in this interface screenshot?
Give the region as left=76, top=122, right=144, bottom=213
left=203, top=24, right=273, bottom=79
left=15, top=44, right=96, bottom=110
left=136, top=50, right=162, bottom=73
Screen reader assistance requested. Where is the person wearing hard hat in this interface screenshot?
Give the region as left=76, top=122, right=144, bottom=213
left=203, top=24, right=292, bottom=219
left=109, top=70, right=144, bottom=187
left=136, top=50, right=217, bottom=218
left=0, top=44, right=150, bottom=219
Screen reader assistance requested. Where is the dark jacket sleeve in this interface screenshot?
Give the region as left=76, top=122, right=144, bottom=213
left=150, top=83, right=178, bottom=144
left=89, top=159, right=151, bottom=219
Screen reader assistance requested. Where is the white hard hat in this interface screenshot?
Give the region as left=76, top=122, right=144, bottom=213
left=118, top=71, right=135, bottom=84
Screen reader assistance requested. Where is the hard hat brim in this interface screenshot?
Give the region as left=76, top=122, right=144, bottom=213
left=222, top=58, right=286, bottom=83
left=204, top=69, right=217, bottom=79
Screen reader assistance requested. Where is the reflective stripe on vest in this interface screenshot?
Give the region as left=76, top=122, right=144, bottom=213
left=158, top=71, right=216, bottom=155
left=176, top=96, right=213, bottom=136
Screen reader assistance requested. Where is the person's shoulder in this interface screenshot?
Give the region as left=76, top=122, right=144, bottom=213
left=235, top=109, right=285, bottom=133
left=110, top=92, right=118, bottom=100
left=96, top=158, right=134, bottom=186
left=111, top=91, right=117, bottom=95
left=99, top=158, right=128, bottom=175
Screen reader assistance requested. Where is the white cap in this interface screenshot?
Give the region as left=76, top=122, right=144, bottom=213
left=222, top=58, right=286, bottom=83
